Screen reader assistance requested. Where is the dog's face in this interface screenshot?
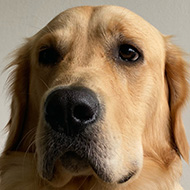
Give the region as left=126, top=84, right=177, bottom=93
left=4, top=5, right=189, bottom=189
left=33, top=6, right=165, bottom=186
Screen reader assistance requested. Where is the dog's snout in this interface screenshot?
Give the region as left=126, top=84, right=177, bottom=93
left=44, top=86, right=100, bottom=136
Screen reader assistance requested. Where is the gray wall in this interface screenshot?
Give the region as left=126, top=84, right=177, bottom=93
left=0, top=0, right=189, bottom=189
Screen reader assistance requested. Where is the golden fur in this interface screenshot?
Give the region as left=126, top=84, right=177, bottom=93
left=0, top=6, right=189, bottom=190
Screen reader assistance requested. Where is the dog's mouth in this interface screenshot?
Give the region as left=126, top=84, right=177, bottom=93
left=60, top=151, right=136, bottom=184
left=39, top=136, right=137, bottom=187
left=41, top=141, right=117, bottom=184
left=59, top=151, right=127, bottom=184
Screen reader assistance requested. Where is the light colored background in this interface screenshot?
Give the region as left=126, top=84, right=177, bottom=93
left=0, top=0, right=189, bottom=189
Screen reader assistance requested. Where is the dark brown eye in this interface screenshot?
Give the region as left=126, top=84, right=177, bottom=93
left=39, top=47, right=60, bottom=65
left=119, top=44, right=140, bottom=62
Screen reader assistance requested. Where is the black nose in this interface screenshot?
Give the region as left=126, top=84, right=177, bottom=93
left=44, top=86, right=100, bottom=136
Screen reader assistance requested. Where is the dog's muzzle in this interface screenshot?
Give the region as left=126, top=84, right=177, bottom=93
left=39, top=86, right=137, bottom=185
left=44, top=86, right=100, bottom=136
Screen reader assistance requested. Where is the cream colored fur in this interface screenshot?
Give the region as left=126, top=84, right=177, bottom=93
left=0, top=5, right=189, bottom=190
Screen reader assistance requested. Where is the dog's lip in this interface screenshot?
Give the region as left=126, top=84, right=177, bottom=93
left=60, top=151, right=113, bottom=182
left=41, top=149, right=136, bottom=185
left=41, top=149, right=112, bottom=183
left=41, top=152, right=60, bottom=181
left=117, top=171, right=136, bottom=184
left=41, top=150, right=88, bottom=181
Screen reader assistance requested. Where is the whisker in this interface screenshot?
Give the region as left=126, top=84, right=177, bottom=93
left=25, top=134, right=46, bottom=156
left=16, top=128, right=36, bottom=151
left=77, top=176, right=89, bottom=190
left=39, top=77, right=50, bottom=90
left=21, top=135, right=46, bottom=177
left=89, top=181, right=97, bottom=190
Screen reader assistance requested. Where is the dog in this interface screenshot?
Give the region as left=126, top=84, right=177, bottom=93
left=0, top=5, right=189, bottom=190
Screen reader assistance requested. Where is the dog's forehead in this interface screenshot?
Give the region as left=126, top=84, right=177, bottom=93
left=41, top=5, right=165, bottom=67
left=47, top=6, right=162, bottom=40
left=46, top=6, right=164, bottom=50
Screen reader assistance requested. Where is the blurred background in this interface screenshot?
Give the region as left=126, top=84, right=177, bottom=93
left=0, top=0, right=189, bottom=189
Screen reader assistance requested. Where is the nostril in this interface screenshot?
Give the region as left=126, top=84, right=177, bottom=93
left=72, top=104, right=96, bottom=123
left=44, top=86, right=100, bottom=136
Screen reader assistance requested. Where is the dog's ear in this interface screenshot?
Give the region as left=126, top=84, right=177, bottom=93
left=165, top=38, right=189, bottom=163
left=3, top=40, right=31, bottom=153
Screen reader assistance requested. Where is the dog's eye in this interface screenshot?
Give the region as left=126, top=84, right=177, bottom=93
left=119, top=44, right=140, bottom=62
left=39, top=47, right=60, bottom=65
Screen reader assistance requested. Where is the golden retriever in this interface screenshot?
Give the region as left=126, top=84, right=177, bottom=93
left=0, top=5, right=189, bottom=190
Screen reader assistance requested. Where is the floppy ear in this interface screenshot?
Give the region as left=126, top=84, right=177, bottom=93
left=165, top=38, right=189, bottom=163
left=3, top=40, right=31, bottom=153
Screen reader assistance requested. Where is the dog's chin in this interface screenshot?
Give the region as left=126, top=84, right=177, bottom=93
left=59, top=151, right=114, bottom=183
left=45, top=152, right=91, bottom=188
left=60, top=151, right=90, bottom=174
left=43, top=151, right=114, bottom=185
left=41, top=151, right=138, bottom=188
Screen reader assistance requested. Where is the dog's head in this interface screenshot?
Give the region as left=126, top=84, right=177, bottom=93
left=4, top=6, right=189, bottom=188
